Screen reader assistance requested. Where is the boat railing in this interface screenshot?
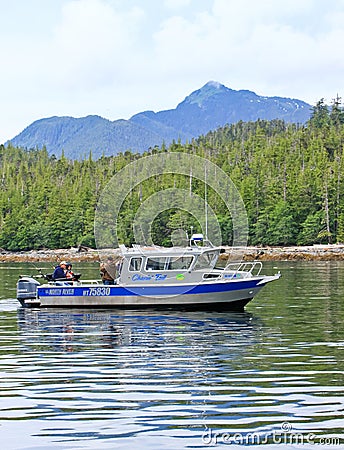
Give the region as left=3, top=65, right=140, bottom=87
left=223, top=261, right=263, bottom=278
left=77, top=279, right=102, bottom=285
left=47, top=279, right=102, bottom=286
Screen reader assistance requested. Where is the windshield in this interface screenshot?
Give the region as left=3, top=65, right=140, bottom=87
left=193, top=251, right=219, bottom=270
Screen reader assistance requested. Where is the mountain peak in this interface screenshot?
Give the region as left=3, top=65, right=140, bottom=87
left=204, top=80, right=224, bottom=89
left=181, top=80, right=229, bottom=107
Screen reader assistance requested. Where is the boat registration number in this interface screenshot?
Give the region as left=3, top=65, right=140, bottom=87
left=84, top=287, right=111, bottom=296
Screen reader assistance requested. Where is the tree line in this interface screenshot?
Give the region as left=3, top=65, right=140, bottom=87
left=0, top=98, right=344, bottom=251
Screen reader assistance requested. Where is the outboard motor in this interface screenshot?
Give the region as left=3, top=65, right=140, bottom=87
left=17, top=276, right=40, bottom=305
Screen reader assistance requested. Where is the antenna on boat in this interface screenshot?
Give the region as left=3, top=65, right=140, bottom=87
left=205, top=163, right=208, bottom=241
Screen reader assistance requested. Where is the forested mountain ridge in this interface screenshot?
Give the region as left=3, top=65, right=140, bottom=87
left=130, top=81, right=310, bottom=141
left=0, top=98, right=343, bottom=251
left=7, top=81, right=311, bottom=159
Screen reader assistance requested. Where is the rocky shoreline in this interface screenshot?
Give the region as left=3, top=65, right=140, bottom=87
left=0, top=247, right=105, bottom=263
left=1, top=244, right=344, bottom=263
left=234, top=244, right=344, bottom=261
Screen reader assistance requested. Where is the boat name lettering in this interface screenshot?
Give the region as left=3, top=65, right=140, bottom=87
left=132, top=273, right=167, bottom=282
left=62, top=288, right=74, bottom=295
left=47, top=289, right=62, bottom=295
left=132, top=274, right=152, bottom=281
left=86, top=287, right=111, bottom=296
left=155, top=273, right=167, bottom=281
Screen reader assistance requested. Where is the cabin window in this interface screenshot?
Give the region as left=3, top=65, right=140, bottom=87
left=167, top=256, right=193, bottom=270
left=194, top=251, right=219, bottom=270
left=203, top=273, right=221, bottom=279
left=146, top=256, right=194, bottom=271
left=129, top=257, right=143, bottom=272
left=146, top=257, right=167, bottom=271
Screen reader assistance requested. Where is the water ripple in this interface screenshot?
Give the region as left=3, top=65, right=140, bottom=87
left=0, top=303, right=342, bottom=449
left=1, top=261, right=344, bottom=448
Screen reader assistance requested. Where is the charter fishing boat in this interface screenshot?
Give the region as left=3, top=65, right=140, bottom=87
left=16, top=235, right=280, bottom=310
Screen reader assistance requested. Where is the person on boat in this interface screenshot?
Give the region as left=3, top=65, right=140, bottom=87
left=65, top=263, right=74, bottom=279
left=100, top=256, right=117, bottom=285
left=53, top=261, right=67, bottom=280
left=116, top=258, right=123, bottom=277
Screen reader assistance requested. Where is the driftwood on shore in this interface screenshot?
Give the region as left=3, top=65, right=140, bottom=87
left=1, top=245, right=344, bottom=263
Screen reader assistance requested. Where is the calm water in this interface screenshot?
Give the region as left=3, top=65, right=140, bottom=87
left=0, top=261, right=343, bottom=449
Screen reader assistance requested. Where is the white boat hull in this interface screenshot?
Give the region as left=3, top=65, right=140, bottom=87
left=18, top=275, right=279, bottom=310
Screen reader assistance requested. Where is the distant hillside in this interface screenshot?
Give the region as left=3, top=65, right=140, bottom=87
left=7, top=81, right=311, bottom=159
left=9, top=115, right=167, bottom=159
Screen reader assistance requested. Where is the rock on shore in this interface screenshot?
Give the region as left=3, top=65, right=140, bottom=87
left=1, top=245, right=344, bottom=263
left=221, top=244, right=344, bottom=261
left=0, top=247, right=119, bottom=263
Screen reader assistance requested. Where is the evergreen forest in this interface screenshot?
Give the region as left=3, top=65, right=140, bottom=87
left=1, top=98, right=344, bottom=251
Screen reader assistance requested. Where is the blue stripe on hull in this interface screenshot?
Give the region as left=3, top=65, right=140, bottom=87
left=37, top=278, right=262, bottom=299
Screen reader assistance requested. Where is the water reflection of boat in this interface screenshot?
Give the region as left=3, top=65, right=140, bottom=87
left=17, top=235, right=280, bottom=310
left=17, top=308, right=260, bottom=353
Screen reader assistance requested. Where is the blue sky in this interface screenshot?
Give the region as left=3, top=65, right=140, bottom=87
left=1, top=0, right=343, bottom=143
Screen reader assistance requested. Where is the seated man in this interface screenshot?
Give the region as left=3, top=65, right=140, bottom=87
left=53, top=261, right=67, bottom=280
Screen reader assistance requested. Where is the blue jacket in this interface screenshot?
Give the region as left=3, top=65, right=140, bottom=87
left=53, top=265, right=66, bottom=280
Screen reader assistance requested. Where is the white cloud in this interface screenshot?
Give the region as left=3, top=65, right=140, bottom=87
left=1, top=0, right=344, bottom=143
left=152, top=0, right=344, bottom=102
left=164, top=0, right=192, bottom=9
left=47, top=0, right=145, bottom=89
left=1, top=0, right=149, bottom=140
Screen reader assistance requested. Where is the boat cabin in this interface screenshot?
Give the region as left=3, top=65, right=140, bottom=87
left=118, top=241, right=221, bottom=286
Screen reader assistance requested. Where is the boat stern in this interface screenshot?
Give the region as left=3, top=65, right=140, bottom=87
left=17, top=276, right=40, bottom=307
